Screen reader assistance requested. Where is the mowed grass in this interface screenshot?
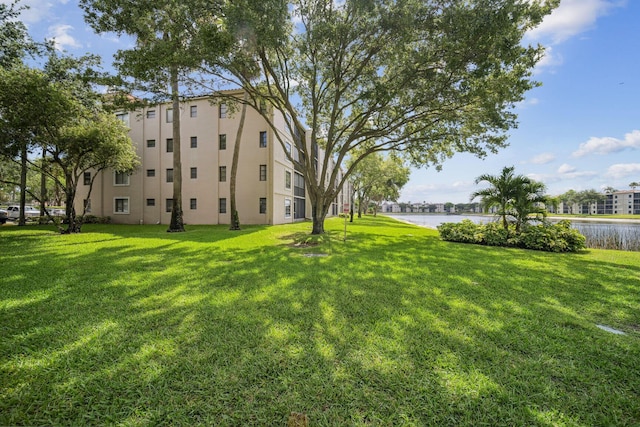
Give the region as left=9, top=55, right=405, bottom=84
left=1, top=216, right=639, bottom=426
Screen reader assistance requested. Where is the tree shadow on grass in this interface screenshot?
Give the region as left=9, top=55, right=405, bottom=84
left=1, top=217, right=639, bottom=425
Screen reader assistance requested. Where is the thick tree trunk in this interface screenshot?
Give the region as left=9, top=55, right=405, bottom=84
left=229, top=93, right=248, bottom=230
left=311, top=198, right=329, bottom=234
left=63, top=175, right=80, bottom=233
left=168, top=66, right=185, bottom=232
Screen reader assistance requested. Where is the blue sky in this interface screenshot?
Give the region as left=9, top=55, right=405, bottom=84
left=5, top=0, right=640, bottom=203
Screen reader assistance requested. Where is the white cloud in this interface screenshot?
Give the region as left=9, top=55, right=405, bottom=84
left=526, top=0, right=620, bottom=44
left=605, top=163, right=640, bottom=179
left=47, top=24, right=82, bottom=50
left=529, top=152, right=555, bottom=165
left=534, top=46, right=564, bottom=73
left=0, top=0, right=54, bottom=24
left=572, top=130, right=640, bottom=157
left=557, top=163, right=576, bottom=174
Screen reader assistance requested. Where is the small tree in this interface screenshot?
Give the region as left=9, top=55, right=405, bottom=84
left=629, top=182, right=639, bottom=191
left=471, top=166, right=526, bottom=231
left=575, top=189, right=604, bottom=215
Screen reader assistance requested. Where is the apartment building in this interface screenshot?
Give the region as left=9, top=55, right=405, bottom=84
left=556, top=190, right=640, bottom=215
left=76, top=92, right=350, bottom=225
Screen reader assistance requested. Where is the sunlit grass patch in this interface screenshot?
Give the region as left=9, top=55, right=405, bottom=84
left=1, top=217, right=639, bottom=425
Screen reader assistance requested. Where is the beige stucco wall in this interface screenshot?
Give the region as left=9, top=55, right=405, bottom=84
left=76, top=92, right=350, bottom=226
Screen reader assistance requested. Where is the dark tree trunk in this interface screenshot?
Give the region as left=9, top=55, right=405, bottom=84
left=63, top=173, right=80, bottom=233
left=311, top=198, right=329, bottom=234
left=168, top=66, right=185, bottom=232
left=39, top=151, right=47, bottom=224
left=229, top=93, right=248, bottom=231
left=18, top=145, right=27, bottom=226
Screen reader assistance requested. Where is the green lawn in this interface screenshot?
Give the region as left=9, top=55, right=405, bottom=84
left=1, top=216, right=639, bottom=426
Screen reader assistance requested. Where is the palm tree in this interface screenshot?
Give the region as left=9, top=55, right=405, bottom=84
left=471, top=166, right=527, bottom=231
left=511, top=180, right=548, bottom=232
left=629, top=182, right=639, bottom=192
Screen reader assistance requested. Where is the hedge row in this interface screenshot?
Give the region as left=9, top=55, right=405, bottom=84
left=437, top=219, right=586, bottom=252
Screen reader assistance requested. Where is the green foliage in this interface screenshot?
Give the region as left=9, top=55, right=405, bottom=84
left=471, top=166, right=549, bottom=232
left=438, top=219, right=586, bottom=252
left=207, top=0, right=558, bottom=233
left=78, top=214, right=111, bottom=224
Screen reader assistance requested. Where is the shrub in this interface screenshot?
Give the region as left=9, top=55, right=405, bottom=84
left=78, top=215, right=111, bottom=224
left=438, top=219, right=585, bottom=253
left=437, top=220, right=482, bottom=243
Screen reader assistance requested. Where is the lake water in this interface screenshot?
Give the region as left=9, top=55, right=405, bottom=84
left=385, top=214, right=640, bottom=251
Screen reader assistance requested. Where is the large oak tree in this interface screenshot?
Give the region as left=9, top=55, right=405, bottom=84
left=206, top=0, right=558, bottom=234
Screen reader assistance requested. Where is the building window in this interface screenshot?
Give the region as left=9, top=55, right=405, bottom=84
left=166, top=199, right=173, bottom=213
left=219, top=103, right=227, bottom=118
left=147, top=139, right=156, bottom=148
left=115, top=112, right=129, bottom=125
left=190, top=136, right=197, bottom=148
left=114, top=171, right=129, bottom=186
left=146, top=198, right=155, bottom=207
left=190, top=198, right=197, bottom=210
left=259, top=131, right=267, bottom=147
left=219, top=134, right=226, bottom=150
left=219, top=166, right=226, bottom=182
left=259, top=197, right=267, bottom=214
left=285, top=142, right=292, bottom=154
left=114, top=197, right=129, bottom=214
left=83, top=172, right=91, bottom=185
left=190, top=105, right=197, bottom=117
left=285, top=170, right=291, bottom=189
left=191, top=167, right=197, bottom=179
left=219, top=198, right=227, bottom=214
left=166, top=108, right=173, bottom=123
left=285, top=199, right=291, bottom=218
left=84, top=199, right=91, bottom=213
left=146, top=169, right=155, bottom=177
left=166, top=168, right=174, bottom=183
left=146, top=110, right=155, bottom=119
left=166, top=138, right=173, bottom=153
left=259, top=164, right=267, bottom=181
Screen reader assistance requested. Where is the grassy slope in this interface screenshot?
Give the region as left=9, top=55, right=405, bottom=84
left=1, top=217, right=639, bottom=426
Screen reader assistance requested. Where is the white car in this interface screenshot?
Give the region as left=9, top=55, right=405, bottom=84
left=6, top=205, right=41, bottom=220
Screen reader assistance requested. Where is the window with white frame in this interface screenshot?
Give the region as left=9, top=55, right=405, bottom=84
left=114, top=197, right=129, bottom=214
left=285, top=171, right=291, bottom=189
left=219, top=103, right=227, bottom=118
left=190, top=105, right=197, bottom=117
left=166, top=108, right=173, bottom=123
left=259, top=131, right=267, bottom=147
left=146, top=110, right=156, bottom=119
left=115, top=112, right=129, bottom=125
left=285, top=199, right=291, bottom=218
left=114, top=171, right=129, bottom=186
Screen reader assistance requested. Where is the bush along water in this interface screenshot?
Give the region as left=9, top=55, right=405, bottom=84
left=437, top=219, right=586, bottom=252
